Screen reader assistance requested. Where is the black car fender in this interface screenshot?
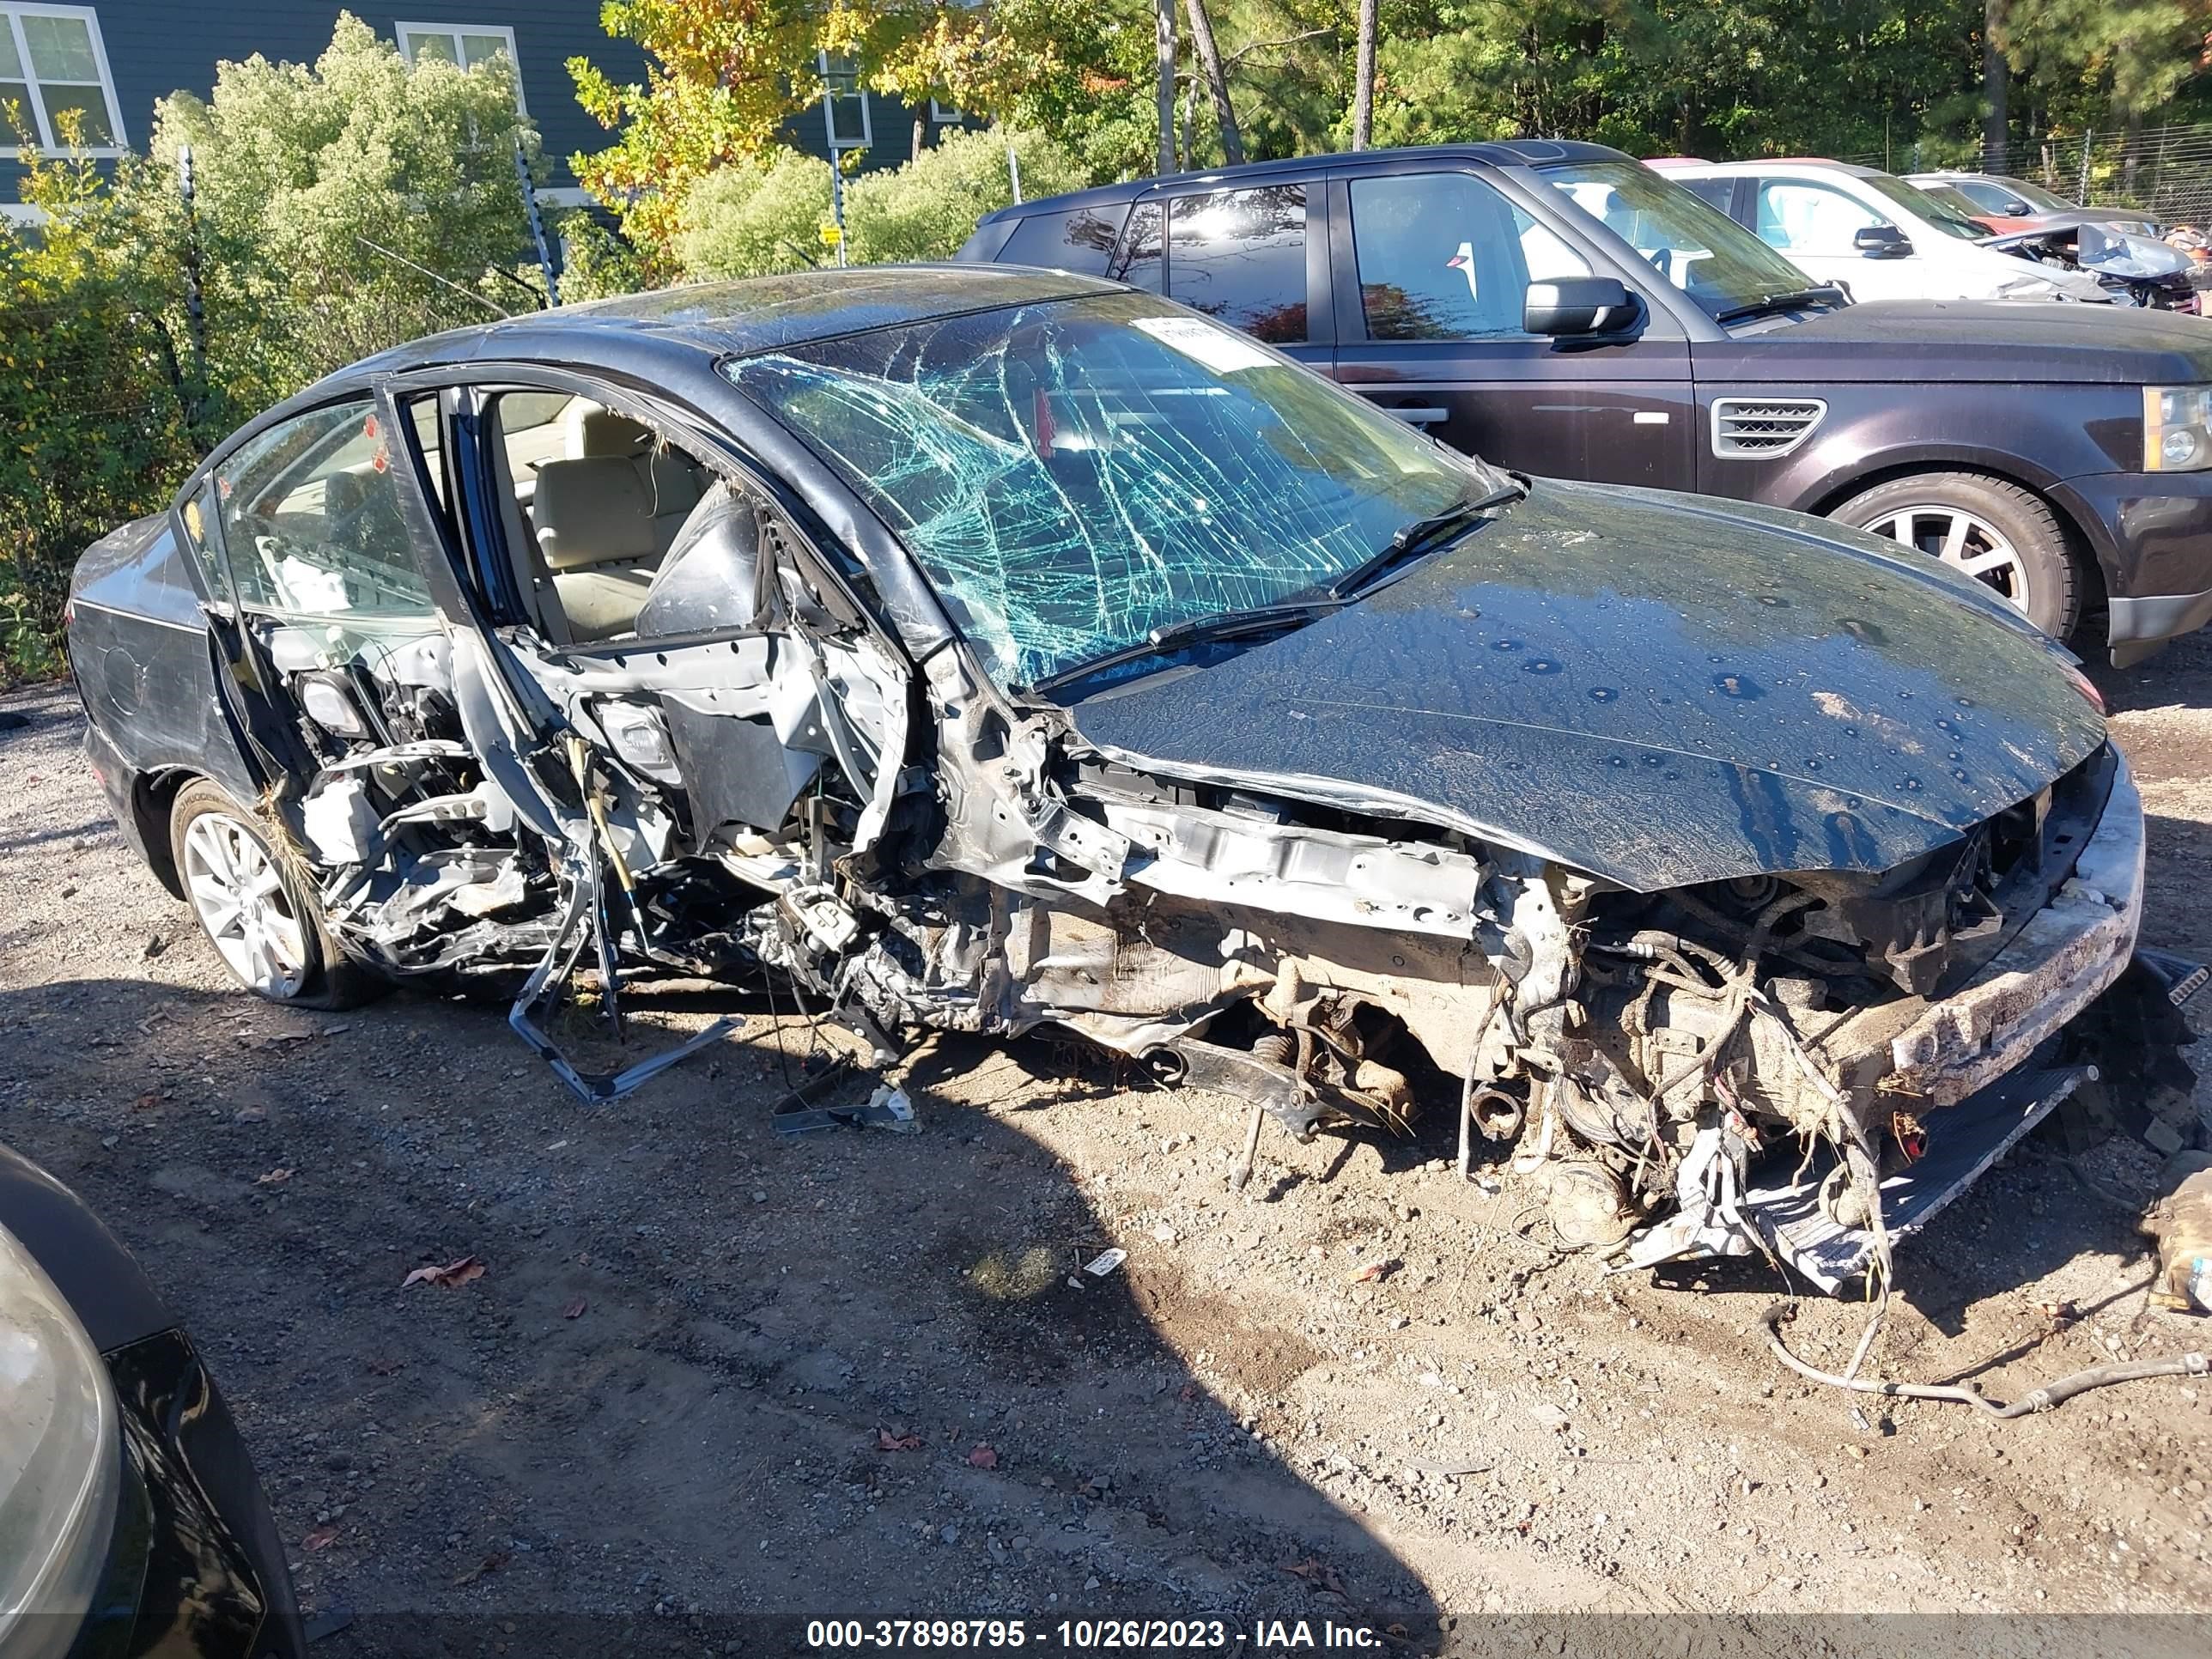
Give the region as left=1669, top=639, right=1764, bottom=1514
left=0, top=1141, right=173, bottom=1352
left=1703, top=388, right=2135, bottom=590
left=0, top=1142, right=309, bottom=1659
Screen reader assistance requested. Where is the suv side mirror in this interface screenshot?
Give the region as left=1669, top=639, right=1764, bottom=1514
left=1524, top=276, right=1636, bottom=337
left=1853, top=224, right=1913, bottom=258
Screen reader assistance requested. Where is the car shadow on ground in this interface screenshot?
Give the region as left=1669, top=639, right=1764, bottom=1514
left=2087, top=626, right=2212, bottom=717
left=0, top=974, right=1445, bottom=1656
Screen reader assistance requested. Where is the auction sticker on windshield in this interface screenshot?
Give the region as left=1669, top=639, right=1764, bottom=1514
left=1130, top=314, right=1277, bottom=374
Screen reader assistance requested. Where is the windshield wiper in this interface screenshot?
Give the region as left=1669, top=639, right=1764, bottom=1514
left=1030, top=599, right=1334, bottom=696
left=1713, top=286, right=1848, bottom=323
left=1324, top=479, right=1526, bottom=601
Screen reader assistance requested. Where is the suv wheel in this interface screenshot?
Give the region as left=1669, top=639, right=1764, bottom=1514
left=168, top=780, right=382, bottom=1009
left=1832, top=472, right=2081, bottom=639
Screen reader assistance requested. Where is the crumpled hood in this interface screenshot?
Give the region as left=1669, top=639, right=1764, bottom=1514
left=1066, top=478, right=2108, bottom=890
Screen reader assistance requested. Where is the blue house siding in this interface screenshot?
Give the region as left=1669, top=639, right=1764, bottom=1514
left=3, top=3, right=963, bottom=211
left=3, top=1, right=644, bottom=204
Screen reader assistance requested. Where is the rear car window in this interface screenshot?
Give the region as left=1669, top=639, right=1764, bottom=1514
left=1114, top=201, right=1164, bottom=292
left=997, top=205, right=1126, bottom=275
left=1165, top=185, right=1309, bottom=343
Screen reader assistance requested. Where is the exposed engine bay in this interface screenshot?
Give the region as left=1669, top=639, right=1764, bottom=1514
left=237, top=459, right=2179, bottom=1298
left=1991, top=217, right=2203, bottom=311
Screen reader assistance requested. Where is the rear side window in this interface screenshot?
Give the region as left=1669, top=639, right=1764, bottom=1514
left=1678, top=178, right=1735, bottom=214
left=1753, top=179, right=1883, bottom=255
left=214, top=399, right=434, bottom=620
left=1114, top=201, right=1164, bottom=292
left=997, top=205, right=1126, bottom=274
left=1164, top=185, right=1308, bottom=343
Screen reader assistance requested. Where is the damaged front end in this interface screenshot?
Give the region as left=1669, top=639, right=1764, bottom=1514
left=204, top=290, right=2186, bottom=1299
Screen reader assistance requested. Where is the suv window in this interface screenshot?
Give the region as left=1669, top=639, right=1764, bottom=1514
left=998, top=205, right=1126, bottom=275
left=1678, top=178, right=1735, bottom=214
left=1164, top=185, right=1309, bottom=343
left=1754, top=180, right=1884, bottom=256
left=1114, top=200, right=1164, bottom=293
left=214, top=399, right=434, bottom=621
left=1348, top=171, right=1589, bottom=341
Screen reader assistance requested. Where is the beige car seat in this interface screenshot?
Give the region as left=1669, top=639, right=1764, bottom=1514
left=530, top=456, right=667, bottom=641
left=568, top=406, right=703, bottom=556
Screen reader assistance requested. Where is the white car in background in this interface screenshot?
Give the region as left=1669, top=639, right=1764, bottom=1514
left=1650, top=157, right=2111, bottom=304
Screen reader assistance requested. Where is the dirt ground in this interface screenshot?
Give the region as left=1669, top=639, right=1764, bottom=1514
left=4, top=630, right=2212, bottom=1657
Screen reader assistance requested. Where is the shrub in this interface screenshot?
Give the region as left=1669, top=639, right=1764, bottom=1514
left=845, top=127, right=1086, bottom=264
left=0, top=143, right=198, bottom=681
left=674, top=127, right=1086, bottom=283
left=673, top=148, right=836, bottom=281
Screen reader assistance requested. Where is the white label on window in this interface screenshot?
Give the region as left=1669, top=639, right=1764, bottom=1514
left=1131, top=315, right=1276, bottom=375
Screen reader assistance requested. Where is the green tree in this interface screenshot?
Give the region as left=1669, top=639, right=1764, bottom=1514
left=846, top=125, right=1089, bottom=258
left=0, top=138, right=194, bottom=678
left=154, top=12, right=542, bottom=405
left=571, top=0, right=875, bottom=270
left=675, top=148, right=836, bottom=278
left=675, top=126, right=1088, bottom=279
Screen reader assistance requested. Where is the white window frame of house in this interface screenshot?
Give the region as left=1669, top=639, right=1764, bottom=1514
left=395, top=21, right=526, bottom=115
left=819, top=54, right=871, bottom=152
left=928, top=100, right=963, bottom=125
left=0, top=4, right=126, bottom=158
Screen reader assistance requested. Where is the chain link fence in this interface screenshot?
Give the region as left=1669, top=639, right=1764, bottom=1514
left=1835, top=124, right=2212, bottom=227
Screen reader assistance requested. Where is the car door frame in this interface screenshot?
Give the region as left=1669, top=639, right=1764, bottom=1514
left=1322, top=151, right=1698, bottom=488
left=177, top=383, right=462, bottom=807
left=367, top=358, right=932, bottom=858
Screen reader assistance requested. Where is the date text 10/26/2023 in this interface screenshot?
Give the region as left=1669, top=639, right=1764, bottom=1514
left=804, top=1620, right=1389, bottom=1650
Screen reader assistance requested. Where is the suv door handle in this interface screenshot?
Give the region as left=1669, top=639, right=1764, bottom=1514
left=1376, top=404, right=1449, bottom=425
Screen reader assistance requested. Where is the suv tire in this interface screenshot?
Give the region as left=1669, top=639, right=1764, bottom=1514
left=1831, top=471, right=2081, bottom=640
left=168, top=779, right=383, bottom=1009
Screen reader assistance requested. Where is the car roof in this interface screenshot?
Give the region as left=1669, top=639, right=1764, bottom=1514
left=340, top=264, right=1120, bottom=380
left=974, top=139, right=1634, bottom=225
left=1668, top=158, right=1878, bottom=179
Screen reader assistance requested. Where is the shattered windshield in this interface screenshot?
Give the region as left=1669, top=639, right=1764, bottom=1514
left=1540, top=159, right=1821, bottom=320
left=724, top=292, right=1488, bottom=690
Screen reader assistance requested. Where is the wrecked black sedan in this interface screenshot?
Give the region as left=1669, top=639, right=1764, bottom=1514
left=66, top=268, right=2165, bottom=1289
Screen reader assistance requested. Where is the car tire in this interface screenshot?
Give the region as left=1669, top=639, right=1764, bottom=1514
left=1831, top=471, right=2081, bottom=640
left=167, top=779, right=384, bottom=1010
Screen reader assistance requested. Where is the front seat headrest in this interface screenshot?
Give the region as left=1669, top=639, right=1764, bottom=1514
left=532, top=457, right=656, bottom=572
left=322, top=470, right=369, bottom=520
left=572, top=406, right=654, bottom=459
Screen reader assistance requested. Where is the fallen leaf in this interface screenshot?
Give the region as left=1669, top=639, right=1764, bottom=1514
left=878, top=1428, right=922, bottom=1452
left=132, top=1091, right=162, bottom=1112
left=1349, top=1260, right=1398, bottom=1284
left=365, top=1356, right=404, bottom=1376
left=255, top=1168, right=295, bottom=1187
left=562, top=1296, right=586, bottom=1320
left=452, top=1549, right=508, bottom=1586
left=1284, top=1557, right=1347, bottom=1596
left=401, top=1255, right=484, bottom=1291
left=968, top=1443, right=999, bottom=1469
left=303, top=1525, right=340, bottom=1551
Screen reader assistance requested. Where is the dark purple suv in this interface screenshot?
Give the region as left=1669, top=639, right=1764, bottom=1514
left=961, top=139, right=2212, bottom=665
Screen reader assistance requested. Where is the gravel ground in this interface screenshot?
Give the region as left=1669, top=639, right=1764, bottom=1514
left=3, top=631, right=2212, bottom=1657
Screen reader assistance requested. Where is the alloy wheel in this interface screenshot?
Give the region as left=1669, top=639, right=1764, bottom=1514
left=181, top=811, right=309, bottom=998
left=1855, top=504, right=2033, bottom=613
